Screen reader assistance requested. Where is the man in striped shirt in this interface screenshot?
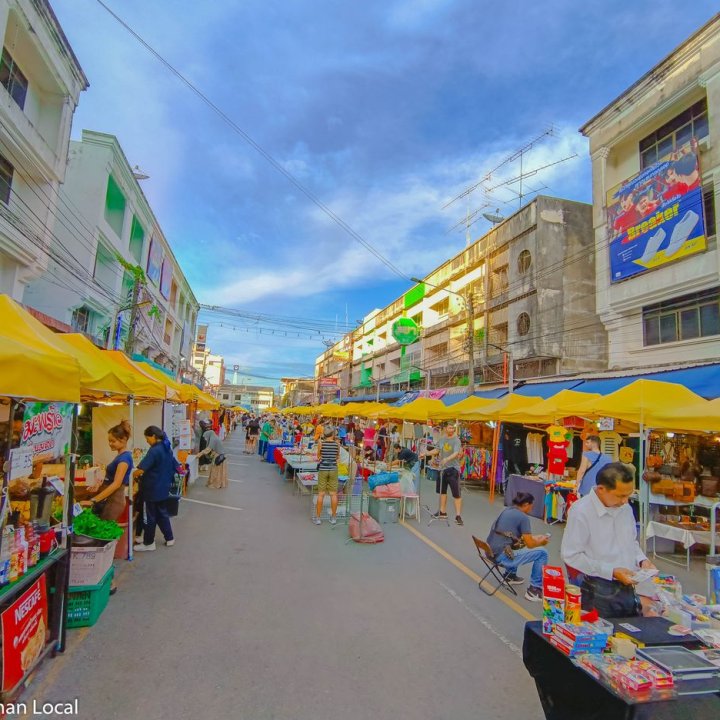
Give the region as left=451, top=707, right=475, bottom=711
left=314, top=427, right=341, bottom=525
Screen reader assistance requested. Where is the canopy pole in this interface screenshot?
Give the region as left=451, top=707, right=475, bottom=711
left=128, top=397, right=135, bottom=562
left=639, top=422, right=648, bottom=551
left=489, top=423, right=501, bottom=503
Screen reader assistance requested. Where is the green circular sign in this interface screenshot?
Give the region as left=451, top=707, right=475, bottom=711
left=392, top=317, right=420, bottom=345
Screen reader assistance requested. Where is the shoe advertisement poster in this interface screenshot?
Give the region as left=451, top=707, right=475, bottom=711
left=1, top=574, right=48, bottom=691
left=606, top=137, right=706, bottom=282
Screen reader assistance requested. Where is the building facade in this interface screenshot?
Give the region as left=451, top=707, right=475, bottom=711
left=23, top=130, right=199, bottom=374
left=281, top=377, right=315, bottom=407
left=217, top=384, right=275, bottom=411
left=316, top=196, right=608, bottom=396
left=0, top=0, right=87, bottom=299
left=581, top=14, right=720, bottom=369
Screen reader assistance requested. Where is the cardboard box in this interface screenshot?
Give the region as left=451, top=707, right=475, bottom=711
left=542, top=566, right=566, bottom=635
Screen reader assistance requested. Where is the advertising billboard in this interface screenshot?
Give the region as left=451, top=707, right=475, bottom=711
left=607, top=138, right=706, bottom=283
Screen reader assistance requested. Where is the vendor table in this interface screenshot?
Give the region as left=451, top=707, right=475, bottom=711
left=646, top=520, right=720, bottom=570
left=504, top=474, right=545, bottom=519
left=266, top=442, right=294, bottom=464
left=523, top=619, right=720, bottom=720
left=649, top=494, right=720, bottom=555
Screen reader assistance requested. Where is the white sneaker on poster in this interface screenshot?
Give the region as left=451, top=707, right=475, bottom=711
left=665, top=210, right=699, bottom=257
left=640, top=228, right=665, bottom=263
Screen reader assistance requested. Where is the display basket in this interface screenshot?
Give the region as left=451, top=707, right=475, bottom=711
left=69, top=539, right=117, bottom=586
left=67, top=566, right=114, bottom=628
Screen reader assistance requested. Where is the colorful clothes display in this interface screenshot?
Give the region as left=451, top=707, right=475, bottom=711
left=459, top=447, right=491, bottom=481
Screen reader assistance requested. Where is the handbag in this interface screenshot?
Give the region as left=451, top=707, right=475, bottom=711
left=214, top=454, right=226, bottom=466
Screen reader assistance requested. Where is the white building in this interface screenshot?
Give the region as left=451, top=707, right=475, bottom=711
left=0, top=0, right=87, bottom=299
left=23, top=130, right=199, bottom=373
left=217, top=384, right=275, bottom=411
left=581, top=14, right=720, bottom=369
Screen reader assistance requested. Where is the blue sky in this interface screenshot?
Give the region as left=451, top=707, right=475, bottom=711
left=54, top=0, right=717, bottom=388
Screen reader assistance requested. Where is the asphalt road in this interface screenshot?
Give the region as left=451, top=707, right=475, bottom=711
left=19, top=433, right=545, bottom=720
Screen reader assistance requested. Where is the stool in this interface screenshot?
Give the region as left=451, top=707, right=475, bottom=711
left=400, top=494, right=420, bottom=521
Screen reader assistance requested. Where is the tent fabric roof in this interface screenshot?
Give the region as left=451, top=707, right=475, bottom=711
left=0, top=296, right=81, bottom=403
left=514, top=380, right=584, bottom=398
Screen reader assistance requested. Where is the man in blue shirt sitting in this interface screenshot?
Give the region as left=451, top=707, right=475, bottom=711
left=487, top=491, right=550, bottom=602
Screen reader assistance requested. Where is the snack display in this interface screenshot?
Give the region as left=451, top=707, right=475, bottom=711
left=542, top=566, right=566, bottom=635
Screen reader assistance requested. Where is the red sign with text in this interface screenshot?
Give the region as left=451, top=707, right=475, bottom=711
left=1, top=575, right=48, bottom=691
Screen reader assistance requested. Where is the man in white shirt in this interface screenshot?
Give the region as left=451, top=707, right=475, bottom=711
left=561, top=463, right=656, bottom=618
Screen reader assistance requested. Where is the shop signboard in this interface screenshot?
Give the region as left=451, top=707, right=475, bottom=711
left=392, top=317, right=420, bottom=345
left=19, top=403, right=74, bottom=466
left=2, top=575, right=48, bottom=691
left=195, top=324, right=208, bottom=353
left=606, top=138, right=706, bottom=283
left=319, top=377, right=338, bottom=387
left=146, top=237, right=163, bottom=285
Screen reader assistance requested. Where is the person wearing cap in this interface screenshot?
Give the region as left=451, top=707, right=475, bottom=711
left=314, top=427, right=341, bottom=525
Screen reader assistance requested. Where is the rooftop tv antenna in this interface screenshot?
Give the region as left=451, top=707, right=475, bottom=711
left=444, top=125, right=578, bottom=231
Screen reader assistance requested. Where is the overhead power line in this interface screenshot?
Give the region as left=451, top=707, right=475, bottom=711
left=95, top=0, right=411, bottom=282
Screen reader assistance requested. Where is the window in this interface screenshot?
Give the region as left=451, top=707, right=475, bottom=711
left=704, top=186, right=716, bottom=237
left=129, top=216, right=145, bottom=263
left=0, top=48, right=28, bottom=110
left=104, top=175, right=126, bottom=237
left=94, top=242, right=116, bottom=292
left=490, top=322, right=508, bottom=347
left=517, top=312, right=531, bottom=336
left=71, top=306, right=91, bottom=334
left=491, top=265, right=509, bottom=295
left=222, top=393, right=230, bottom=400
left=0, top=153, right=13, bottom=205
left=643, top=287, right=720, bottom=346
left=430, top=298, right=449, bottom=317
left=517, top=249, right=532, bottom=275
left=639, top=99, right=709, bottom=169
left=411, top=312, right=422, bottom=327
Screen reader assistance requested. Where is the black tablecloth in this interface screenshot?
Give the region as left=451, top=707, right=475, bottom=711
left=523, top=621, right=720, bottom=720
left=504, top=474, right=545, bottom=518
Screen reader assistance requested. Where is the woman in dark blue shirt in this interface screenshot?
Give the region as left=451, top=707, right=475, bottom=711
left=132, top=426, right=176, bottom=551
left=83, top=420, right=133, bottom=521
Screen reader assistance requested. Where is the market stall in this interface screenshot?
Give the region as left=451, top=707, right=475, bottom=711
left=0, top=296, right=82, bottom=701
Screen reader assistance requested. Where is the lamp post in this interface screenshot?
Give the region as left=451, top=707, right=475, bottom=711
left=410, top=277, right=475, bottom=394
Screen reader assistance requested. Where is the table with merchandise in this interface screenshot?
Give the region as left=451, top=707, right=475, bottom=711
left=523, top=616, right=720, bottom=720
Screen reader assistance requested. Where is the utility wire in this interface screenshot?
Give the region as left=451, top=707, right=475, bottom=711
left=94, top=0, right=411, bottom=282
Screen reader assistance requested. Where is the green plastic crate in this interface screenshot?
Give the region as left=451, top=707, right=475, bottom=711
left=67, top=566, right=114, bottom=628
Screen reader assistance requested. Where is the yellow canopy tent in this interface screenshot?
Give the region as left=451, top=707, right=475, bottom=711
left=293, top=406, right=316, bottom=416
left=570, top=379, right=705, bottom=427
left=352, top=402, right=398, bottom=418
left=315, top=404, right=349, bottom=418
left=459, top=393, right=543, bottom=422
left=500, top=389, right=602, bottom=424
left=178, top=384, right=219, bottom=410
left=0, top=296, right=81, bottom=403
left=54, top=333, right=145, bottom=400
left=392, top=398, right=447, bottom=422
left=266, top=406, right=281, bottom=413
left=430, top=396, right=496, bottom=420
left=98, top=350, right=168, bottom=400
left=650, top=397, right=720, bottom=432
left=341, top=402, right=381, bottom=417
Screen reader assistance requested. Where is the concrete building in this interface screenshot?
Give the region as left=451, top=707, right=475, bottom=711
left=280, top=377, right=315, bottom=407
left=192, top=348, right=225, bottom=388
left=23, top=130, right=199, bottom=374
left=217, top=384, right=275, bottom=412
left=316, top=196, right=608, bottom=396
left=0, top=0, right=87, bottom=299
left=581, top=14, right=720, bottom=369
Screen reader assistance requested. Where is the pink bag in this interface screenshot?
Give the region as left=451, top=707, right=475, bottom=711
left=372, top=482, right=402, bottom=498
left=348, top=512, right=384, bottom=543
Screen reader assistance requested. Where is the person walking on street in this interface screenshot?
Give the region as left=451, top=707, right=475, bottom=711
left=197, top=420, right=228, bottom=489
left=259, top=417, right=274, bottom=459
left=575, top=435, right=612, bottom=497
left=314, top=427, right=341, bottom=526
left=428, top=424, right=464, bottom=525
left=246, top=416, right=260, bottom=454
left=132, top=426, right=176, bottom=552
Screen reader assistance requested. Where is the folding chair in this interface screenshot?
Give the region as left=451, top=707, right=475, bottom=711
left=472, top=535, right=518, bottom=597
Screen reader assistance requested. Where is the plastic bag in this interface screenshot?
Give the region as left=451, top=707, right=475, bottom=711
left=397, top=468, right=417, bottom=495
left=348, top=512, right=384, bottom=543
left=372, top=482, right=402, bottom=498
left=368, top=471, right=399, bottom=490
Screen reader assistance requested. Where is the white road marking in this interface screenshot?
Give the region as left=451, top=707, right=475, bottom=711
left=183, top=498, right=244, bottom=511
left=438, top=582, right=522, bottom=657
left=228, top=479, right=244, bottom=484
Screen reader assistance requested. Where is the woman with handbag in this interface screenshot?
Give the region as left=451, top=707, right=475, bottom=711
left=197, top=421, right=228, bottom=489
left=82, top=420, right=133, bottom=522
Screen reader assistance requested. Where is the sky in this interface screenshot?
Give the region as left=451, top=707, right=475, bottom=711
left=53, top=0, right=718, bottom=389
